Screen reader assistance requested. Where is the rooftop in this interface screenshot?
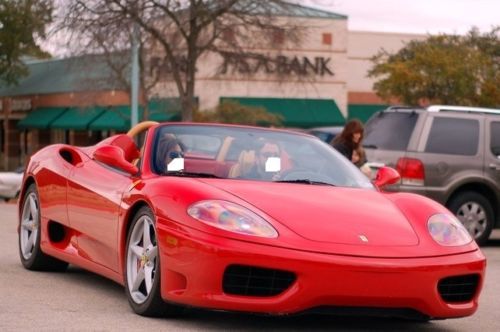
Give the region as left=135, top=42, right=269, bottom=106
left=0, top=53, right=130, bottom=97
left=246, top=1, right=347, bottom=19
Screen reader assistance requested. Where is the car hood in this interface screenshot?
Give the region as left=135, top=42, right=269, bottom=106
left=199, top=180, right=419, bottom=247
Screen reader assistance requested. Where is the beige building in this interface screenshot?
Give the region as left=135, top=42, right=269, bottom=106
left=151, top=6, right=351, bottom=128
left=1, top=3, right=427, bottom=169
left=150, top=5, right=426, bottom=125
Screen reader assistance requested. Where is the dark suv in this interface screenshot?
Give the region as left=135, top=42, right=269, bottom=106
left=363, top=105, right=500, bottom=245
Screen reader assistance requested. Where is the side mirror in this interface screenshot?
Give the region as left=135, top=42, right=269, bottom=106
left=93, top=145, right=138, bottom=175
left=374, top=166, right=400, bottom=189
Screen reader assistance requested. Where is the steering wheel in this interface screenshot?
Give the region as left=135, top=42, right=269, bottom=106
left=127, top=121, right=159, bottom=139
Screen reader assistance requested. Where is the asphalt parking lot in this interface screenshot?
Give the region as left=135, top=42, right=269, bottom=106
left=1, top=201, right=500, bottom=331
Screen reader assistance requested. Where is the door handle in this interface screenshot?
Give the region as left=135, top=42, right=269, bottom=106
left=489, top=163, right=500, bottom=171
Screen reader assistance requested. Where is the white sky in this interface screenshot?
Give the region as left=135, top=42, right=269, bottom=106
left=43, top=0, right=499, bottom=55
left=302, top=0, right=500, bottom=35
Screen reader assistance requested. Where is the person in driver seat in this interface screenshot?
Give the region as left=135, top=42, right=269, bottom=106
left=156, top=134, right=185, bottom=173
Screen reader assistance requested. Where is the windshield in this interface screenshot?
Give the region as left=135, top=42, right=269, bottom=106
left=152, top=124, right=374, bottom=189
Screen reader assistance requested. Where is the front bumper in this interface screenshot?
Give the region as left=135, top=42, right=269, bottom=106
left=156, top=220, right=486, bottom=319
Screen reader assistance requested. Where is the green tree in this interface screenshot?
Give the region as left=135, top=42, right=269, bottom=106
left=194, top=101, right=283, bottom=127
left=369, top=27, right=500, bottom=107
left=0, top=0, right=53, bottom=85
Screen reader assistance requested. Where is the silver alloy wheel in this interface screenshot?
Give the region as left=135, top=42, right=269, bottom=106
left=127, top=215, right=158, bottom=304
left=20, top=192, right=39, bottom=260
left=456, top=201, right=487, bottom=239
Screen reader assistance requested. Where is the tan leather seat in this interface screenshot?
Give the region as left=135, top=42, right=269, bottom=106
left=228, top=150, right=255, bottom=178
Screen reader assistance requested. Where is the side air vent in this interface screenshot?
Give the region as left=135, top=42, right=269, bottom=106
left=48, top=221, right=66, bottom=243
left=59, top=148, right=82, bottom=166
left=47, top=221, right=73, bottom=248
left=223, top=264, right=296, bottom=297
left=438, top=274, right=480, bottom=303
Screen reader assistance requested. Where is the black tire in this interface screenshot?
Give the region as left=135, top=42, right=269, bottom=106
left=447, top=191, right=494, bottom=246
left=124, top=206, right=182, bottom=317
left=18, top=184, right=68, bottom=271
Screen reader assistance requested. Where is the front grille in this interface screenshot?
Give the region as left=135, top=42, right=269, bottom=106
left=223, top=265, right=296, bottom=297
left=438, top=274, right=480, bottom=303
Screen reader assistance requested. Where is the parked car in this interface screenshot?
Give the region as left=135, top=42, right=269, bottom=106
left=307, top=126, right=343, bottom=143
left=0, top=166, right=24, bottom=201
left=363, top=105, right=500, bottom=245
left=18, top=121, right=485, bottom=320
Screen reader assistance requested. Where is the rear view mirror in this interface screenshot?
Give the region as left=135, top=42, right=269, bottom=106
left=93, top=145, right=138, bottom=175
left=374, top=166, right=400, bottom=189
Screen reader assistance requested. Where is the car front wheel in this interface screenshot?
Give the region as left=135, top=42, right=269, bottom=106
left=124, top=206, right=181, bottom=317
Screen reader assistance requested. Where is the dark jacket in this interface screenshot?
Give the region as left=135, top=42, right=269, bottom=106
left=332, top=141, right=352, bottom=160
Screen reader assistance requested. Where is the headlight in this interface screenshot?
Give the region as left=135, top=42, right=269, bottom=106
left=427, top=213, right=472, bottom=246
left=187, top=200, right=278, bottom=238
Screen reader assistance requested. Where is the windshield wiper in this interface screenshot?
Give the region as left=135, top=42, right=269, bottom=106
left=363, top=144, right=378, bottom=149
left=275, top=179, right=336, bottom=186
left=165, top=171, right=221, bottom=178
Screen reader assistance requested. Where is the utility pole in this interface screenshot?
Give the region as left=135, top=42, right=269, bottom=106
left=131, top=23, right=140, bottom=128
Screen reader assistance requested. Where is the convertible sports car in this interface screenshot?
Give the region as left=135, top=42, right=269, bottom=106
left=18, top=122, right=485, bottom=320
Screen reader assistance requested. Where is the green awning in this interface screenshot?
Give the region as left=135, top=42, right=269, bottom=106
left=220, top=97, right=345, bottom=128
left=17, top=107, right=67, bottom=129
left=348, top=104, right=389, bottom=123
left=89, top=106, right=145, bottom=131
left=51, top=106, right=106, bottom=130
left=89, top=98, right=189, bottom=131
left=147, top=98, right=183, bottom=122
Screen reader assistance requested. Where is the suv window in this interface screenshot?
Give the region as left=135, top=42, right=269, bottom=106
left=491, top=122, right=500, bottom=156
left=425, top=117, right=479, bottom=155
left=364, top=112, right=418, bottom=151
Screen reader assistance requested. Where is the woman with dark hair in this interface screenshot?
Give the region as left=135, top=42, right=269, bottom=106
left=156, top=134, right=184, bottom=173
left=331, top=119, right=364, bottom=162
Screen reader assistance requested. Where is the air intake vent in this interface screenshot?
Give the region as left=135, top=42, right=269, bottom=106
left=438, top=274, right=480, bottom=303
left=223, top=265, right=296, bottom=297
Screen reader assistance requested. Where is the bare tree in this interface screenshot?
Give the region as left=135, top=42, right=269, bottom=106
left=55, top=1, right=155, bottom=115
left=58, top=0, right=310, bottom=121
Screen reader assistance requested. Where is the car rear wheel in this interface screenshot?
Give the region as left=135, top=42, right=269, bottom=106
left=124, top=206, right=182, bottom=317
left=448, top=191, right=494, bottom=246
left=19, top=184, right=68, bottom=271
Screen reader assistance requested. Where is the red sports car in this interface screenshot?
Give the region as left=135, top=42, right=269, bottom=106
left=18, top=122, right=485, bottom=320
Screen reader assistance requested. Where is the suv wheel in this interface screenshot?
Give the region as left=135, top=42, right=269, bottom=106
left=448, top=191, right=494, bottom=246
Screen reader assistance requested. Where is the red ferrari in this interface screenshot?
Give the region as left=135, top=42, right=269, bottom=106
left=18, top=122, right=485, bottom=320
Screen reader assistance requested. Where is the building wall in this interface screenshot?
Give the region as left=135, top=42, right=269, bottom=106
left=30, top=90, right=131, bottom=108
left=151, top=17, right=350, bottom=115
left=347, top=30, right=426, bottom=100
left=151, top=25, right=428, bottom=114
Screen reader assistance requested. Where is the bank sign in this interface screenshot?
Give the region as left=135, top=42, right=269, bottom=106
left=219, top=53, right=334, bottom=77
